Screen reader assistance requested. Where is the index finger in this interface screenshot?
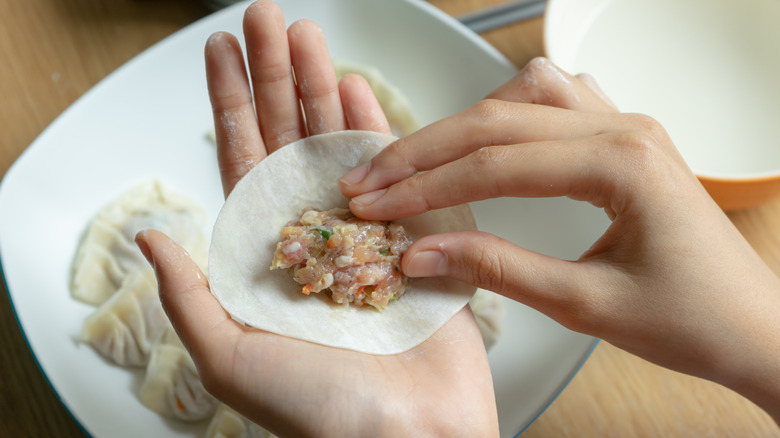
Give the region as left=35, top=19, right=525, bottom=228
left=338, top=63, right=620, bottom=201
left=338, top=101, right=630, bottom=200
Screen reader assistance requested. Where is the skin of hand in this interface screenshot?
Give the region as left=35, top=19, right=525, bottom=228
left=134, top=1, right=499, bottom=437
left=340, top=57, right=780, bottom=423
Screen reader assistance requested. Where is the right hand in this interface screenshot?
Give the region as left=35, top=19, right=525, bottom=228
left=339, top=57, right=780, bottom=422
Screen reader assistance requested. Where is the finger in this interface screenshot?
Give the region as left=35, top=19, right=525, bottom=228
left=340, top=101, right=628, bottom=199
left=205, top=32, right=265, bottom=198
left=338, top=74, right=392, bottom=135
left=243, top=0, right=305, bottom=152
left=135, top=229, right=241, bottom=362
left=287, top=19, right=346, bottom=135
left=401, top=231, right=604, bottom=332
left=487, top=57, right=618, bottom=113
left=576, top=72, right=619, bottom=111
left=348, top=134, right=629, bottom=220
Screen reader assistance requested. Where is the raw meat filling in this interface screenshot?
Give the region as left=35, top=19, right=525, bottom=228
left=271, top=208, right=412, bottom=311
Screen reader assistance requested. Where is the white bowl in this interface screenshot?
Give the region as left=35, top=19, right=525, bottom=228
left=545, top=0, right=780, bottom=210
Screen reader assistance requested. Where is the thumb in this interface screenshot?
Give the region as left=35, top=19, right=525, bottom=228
left=401, top=231, right=598, bottom=331
left=135, top=229, right=238, bottom=360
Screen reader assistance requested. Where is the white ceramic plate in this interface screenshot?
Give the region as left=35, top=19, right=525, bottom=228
left=0, top=1, right=607, bottom=436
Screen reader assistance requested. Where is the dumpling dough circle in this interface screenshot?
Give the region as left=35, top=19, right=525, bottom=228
left=208, top=131, right=477, bottom=355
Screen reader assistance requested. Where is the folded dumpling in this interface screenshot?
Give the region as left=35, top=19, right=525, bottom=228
left=71, top=180, right=208, bottom=305
left=205, top=404, right=277, bottom=438
left=80, top=268, right=167, bottom=367
left=138, top=326, right=218, bottom=421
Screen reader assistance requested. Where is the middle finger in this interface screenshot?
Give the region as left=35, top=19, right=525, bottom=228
left=347, top=133, right=635, bottom=220
left=244, top=0, right=305, bottom=153
left=340, top=101, right=630, bottom=199
left=288, top=19, right=346, bottom=135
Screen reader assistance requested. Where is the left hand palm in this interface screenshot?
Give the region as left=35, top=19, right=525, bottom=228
left=136, top=2, right=498, bottom=437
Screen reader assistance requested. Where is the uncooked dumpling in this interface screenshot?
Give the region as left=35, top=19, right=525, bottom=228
left=71, top=180, right=208, bottom=305
left=138, top=326, right=218, bottom=421
left=81, top=268, right=167, bottom=367
left=205, top=404, right=277, bottom=438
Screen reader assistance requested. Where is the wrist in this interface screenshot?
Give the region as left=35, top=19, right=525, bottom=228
left=717, top=345, right=780, bottom=425
left=705, top=287, right=780, bottom=425
left=371, top=391, right=500, bottom=438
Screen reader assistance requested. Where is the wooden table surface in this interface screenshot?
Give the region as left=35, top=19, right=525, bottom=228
left=1, top=0, right=778, bottom=436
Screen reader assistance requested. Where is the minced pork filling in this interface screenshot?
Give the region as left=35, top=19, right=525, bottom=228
left=270, top=208, right=412, bottom=311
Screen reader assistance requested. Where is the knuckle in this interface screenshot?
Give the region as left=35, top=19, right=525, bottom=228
left=468, top=147, right=511, bottom=197
left=625, top=113, right=667, bottom=138
left=555, top=268, right=634, bottom=335
left=470, top=145, right=506, bottom=170
left=212, top=93, right=253, bottom=114
left=470, top=247, right=506, bottom=293
left=525, top=56, right=551, bottom=71
left=614, top=128, right=657, bottom=153
left=407, top=174, right=435, bottom=212
left=610, top=124, right=664, bottom=168
left=517, top=57, right=553, bottom=85
left=464, top=99, right=524, bottom=144
left=300, top=80, right=339, bottom=101
left=611, top=132, right=663, bottom=191
left=381, top=138, right=419, bottom=177
left=218, top=151, right=258, bottom=188
left=469, top=98, right=511, bottom=124
left=537, top=276, right=611, bottom=334
left=557, top=289, right=606, bottom=332
left=270, top=127, right=302, bottom=148
left=218, top=155, right=254, bottom=176
left=516, top=57, right=577, bottom=107
left=214, top=105, right=255, bottom=135
left=609, top=115, right=684, bottom=183
left=386, top=137, right=410, bottom=162
left=250, top=59, right=292, bottom=85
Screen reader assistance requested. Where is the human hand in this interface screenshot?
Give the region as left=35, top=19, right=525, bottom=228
left=135, top=1, right=499, bottom=437
left=339, top=57, right=780, bottom=421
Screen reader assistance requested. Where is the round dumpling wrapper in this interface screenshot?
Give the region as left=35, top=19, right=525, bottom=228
left=208, top=131, right=477, bottom=355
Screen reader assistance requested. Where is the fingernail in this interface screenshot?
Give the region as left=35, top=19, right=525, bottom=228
left=340, top=163, right=371, bottom=187
left=350, top=188, right=386, bottom=208
left=404, top=250, right=447, bottom=278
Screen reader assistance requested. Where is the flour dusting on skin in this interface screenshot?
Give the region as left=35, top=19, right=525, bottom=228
left=218, top=108, right=259, bottom=170
left=519, top=57, right=580, bottom=106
